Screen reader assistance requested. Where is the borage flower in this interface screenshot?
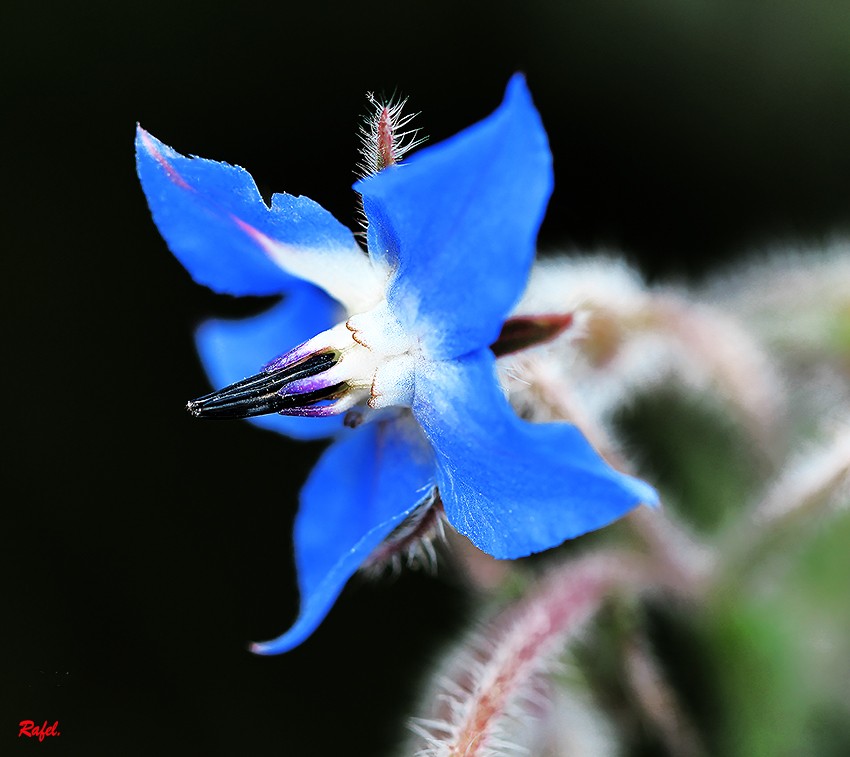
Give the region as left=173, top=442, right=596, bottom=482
left=136, top=75, right=658, bottom=655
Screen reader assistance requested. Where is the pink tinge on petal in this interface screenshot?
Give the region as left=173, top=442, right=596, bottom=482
left=231, top=214, right=275, bottom=252
left=137, top=127, right=193, bottom=191
left=233, top=213, right=386, bottom=315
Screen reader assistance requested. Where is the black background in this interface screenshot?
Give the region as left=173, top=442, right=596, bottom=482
left=5, top=0, right=850, bottom=754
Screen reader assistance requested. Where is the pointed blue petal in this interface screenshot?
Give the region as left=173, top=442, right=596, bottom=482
left=413, top=351, right=659, bottom=559
left=195, top=287, right=344, bottom=441
left=250, top=416, right=436, bottom=654
left=355, top=75, right=553, bottom=359
left=136, top=127, right=371, bottom=303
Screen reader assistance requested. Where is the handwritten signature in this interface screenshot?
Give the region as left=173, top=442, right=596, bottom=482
left=18, top=721, right=61, bottom=741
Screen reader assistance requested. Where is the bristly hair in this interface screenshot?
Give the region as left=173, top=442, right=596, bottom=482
left=354, top=91, right=427, bottom=239
left=408, top=552, right=651, bottom=757
left=357, top=91, right=427, bottom=179
left=360, top=493, right=447, bottom=577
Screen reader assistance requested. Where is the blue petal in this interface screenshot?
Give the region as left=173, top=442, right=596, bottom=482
left=195, top=287, right=344, bottom=441
left=250, top=415, right=436, bottom=654
left=355, top=74, right=553, bottom=360
left=413, top=350, right=659, bottom=559
left=136, top=126, right=364, bottom=299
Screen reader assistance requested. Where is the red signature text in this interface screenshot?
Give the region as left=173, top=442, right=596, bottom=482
left=18, top=721, right=61, bottom=741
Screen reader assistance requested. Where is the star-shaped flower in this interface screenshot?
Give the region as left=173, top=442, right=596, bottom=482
left=136, top=75, right=658, bottom=654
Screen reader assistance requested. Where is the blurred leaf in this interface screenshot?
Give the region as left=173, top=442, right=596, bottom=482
left=707, top=599, right=810, bottom=757
left=615, top=389, right=763, bottom=533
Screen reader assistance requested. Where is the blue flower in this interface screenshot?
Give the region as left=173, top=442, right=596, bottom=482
left=136, top=75, right=658, bottom=654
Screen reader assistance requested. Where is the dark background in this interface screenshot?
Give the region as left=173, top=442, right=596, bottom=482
left=4, top=0, right=850, bottom=753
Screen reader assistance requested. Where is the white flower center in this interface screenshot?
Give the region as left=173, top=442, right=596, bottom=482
left=304, top=299, right=418, bottom=411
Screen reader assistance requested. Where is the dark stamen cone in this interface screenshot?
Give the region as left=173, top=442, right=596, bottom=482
left=187, top=351, right=341, bottom=419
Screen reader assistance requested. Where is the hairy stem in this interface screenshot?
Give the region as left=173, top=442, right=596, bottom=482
left=411, top=552, right=652, bottom=757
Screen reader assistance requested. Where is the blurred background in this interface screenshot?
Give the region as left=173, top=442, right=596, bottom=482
left=4, top=0, right=850, bottom=753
